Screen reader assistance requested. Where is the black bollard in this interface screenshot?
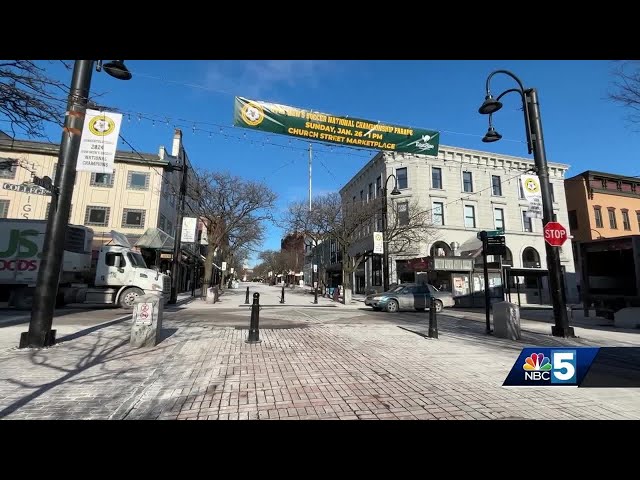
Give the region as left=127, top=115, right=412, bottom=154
left=246, top=292, right=261, bottom=343
left=245, top=286, right=250, bottom=304
left=280, top=285, right=285, bottom=304
left=428, top=296, right=438, bottom=339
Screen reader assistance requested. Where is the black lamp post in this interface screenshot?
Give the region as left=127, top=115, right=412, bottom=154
left=382, top=174, right=401, bottom=292
left=20, top=60, right=132, bottom=349
left=478, top=69, right=574, bottom=338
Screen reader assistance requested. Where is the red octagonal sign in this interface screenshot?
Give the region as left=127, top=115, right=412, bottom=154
left=544, top=221, right=568, bottom=247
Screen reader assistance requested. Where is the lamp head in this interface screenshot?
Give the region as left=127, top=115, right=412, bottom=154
left=390, top=186, right=401, bottom=196
left=103, top=60, right=132, bottom=80
left=482, top=126, right=502, bottom=143
left=478, top=94, right=502, bottom=115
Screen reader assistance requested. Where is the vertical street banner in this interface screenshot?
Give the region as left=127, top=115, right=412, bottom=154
left=373, top=232, right=384, bottom=254
left=77, top=109, right=123, bottom=173
left=520, top=174, right=543, bottom=219
left=233, top=97, right=440, bottom=156
left=180, top=217, right=198, bottom=243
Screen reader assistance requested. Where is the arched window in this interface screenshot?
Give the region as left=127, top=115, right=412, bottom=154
left=501, top=247, right=513, bottom=266
left=522, top=247, right=541, bottom=268
left=430, top=241, right=452, bottom=257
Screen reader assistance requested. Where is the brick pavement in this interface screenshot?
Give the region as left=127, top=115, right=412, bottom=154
left=1, top=289, right=639, bottom=420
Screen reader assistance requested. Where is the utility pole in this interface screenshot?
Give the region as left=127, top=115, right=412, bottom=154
left=169, top=149, right=187, bottom=304
left=309, top=143, right=312, bottom=212
left=20, top=60, right=94, bottom=348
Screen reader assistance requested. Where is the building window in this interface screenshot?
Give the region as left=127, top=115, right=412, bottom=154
left=518, top=179, right=525, bottom=199
left=522, top=211, right=533, bottom=232
left=368, top=183, right=373, bottom=202
left=0, top=158, right=17, bottom=179
left=396, top=168, right=408, bottom=189
left=360, top=190, right=364, bottom=203
left=432, top=201, right=444, bottom=226
left=622, top=209, right=631, bottom=231
left=372, top=255, right=382, bottom=286
left=375, top=214, right=383, bottom=231
left=464, top=205, right=476, bottom=228
left=522, top=247, right=541, bottom=268
left=376, top=176, right=381, bottom=198
left=549, top=182, right=555, bottom=202
left=568, top=210, right=578, bottom=230
left=122, top=208, right=146, bottom=228
left=594, top=206, right=603, bottom=228
left=0, top=199, right=9, bottom=218
left=90, top=170, right=115, bottom=187
left=608, top=208, right=617, bottom=229
left=432, top=167, right=442, bottom=189
left=127, top=171, right=150, bottom=190
left=463, top=171, right=473, bottom=192
left=492, top=175, right=502, bottom=196
left=84, top=206, right=110, bottom=226
left=637, top=211, right=640, bottom=232
left=167, top=221, right=173, bottom=236
left=397, top=201, right=409, bottom=226
left=158, top=214, right=167, bottom=231
left=494, top=208, right=505, bottom=231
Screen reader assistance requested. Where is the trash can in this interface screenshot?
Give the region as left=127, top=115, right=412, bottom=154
left=493, top=301, right=521, bottom=340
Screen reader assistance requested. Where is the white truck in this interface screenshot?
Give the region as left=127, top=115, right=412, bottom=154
left=0, top=219, right=171, bottom=310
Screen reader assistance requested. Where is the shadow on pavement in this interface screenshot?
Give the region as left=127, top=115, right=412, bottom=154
left=159, top=328, right=178, bottom=343
left=55, top=315, right=131, bottom=344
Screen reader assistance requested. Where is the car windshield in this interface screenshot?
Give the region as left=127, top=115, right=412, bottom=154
left=127, top=252, right=147, bottom=268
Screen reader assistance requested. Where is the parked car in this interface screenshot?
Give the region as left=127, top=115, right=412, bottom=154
left=364, top=283, right=455, bottom=313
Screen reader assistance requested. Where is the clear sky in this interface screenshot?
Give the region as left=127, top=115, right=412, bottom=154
left=22, top=60, right=640, bottom=266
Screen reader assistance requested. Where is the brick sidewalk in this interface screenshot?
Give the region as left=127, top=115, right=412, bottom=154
left=1, top=298, right=639, bottom=420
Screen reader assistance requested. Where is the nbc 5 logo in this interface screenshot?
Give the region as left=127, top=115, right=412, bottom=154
left=523, top=350, right=577, bottom=384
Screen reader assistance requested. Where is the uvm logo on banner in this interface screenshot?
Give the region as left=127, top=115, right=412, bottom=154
left=503, top=347, right=599, bottom=386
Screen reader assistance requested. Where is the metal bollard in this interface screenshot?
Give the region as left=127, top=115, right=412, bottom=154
left=245, top=286, right=250, bottom=304
left=280, top=285, right=285, bottom=304
left=428, top=296, right=438, bottom=339
left=246, top=292, right=261, bottom=343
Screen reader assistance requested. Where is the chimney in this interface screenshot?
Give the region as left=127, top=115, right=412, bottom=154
left=172, top=129, right=182, bottom=157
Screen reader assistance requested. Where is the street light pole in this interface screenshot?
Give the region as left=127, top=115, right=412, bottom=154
left=524, top=88, right=573, bottom=337
left=20, top=60, right=94, bottom=348
left=479, top=70, right=574, bottom=337
left=169, top=153, right=187, bottom=304
left=382, top=174, right=401, bottom=292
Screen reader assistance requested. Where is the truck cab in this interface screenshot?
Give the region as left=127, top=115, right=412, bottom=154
left=83, top=231, right=171, bottom=309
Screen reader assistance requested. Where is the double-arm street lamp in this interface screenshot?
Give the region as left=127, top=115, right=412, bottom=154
left=478, top=69, right=574, bottom=338
left=382, top=174, right=401, bottom=292
left=20, top=60, right=132, bottom=349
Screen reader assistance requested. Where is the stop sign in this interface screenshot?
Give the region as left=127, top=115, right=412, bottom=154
left=544, top=221, right=568, bottom=247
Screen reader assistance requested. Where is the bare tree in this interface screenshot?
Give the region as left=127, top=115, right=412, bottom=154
left=0, top=60, right=71, bottom=138
left=189, top=171, right=277, bottom=292
left=609, top=61, right=640, bottom=125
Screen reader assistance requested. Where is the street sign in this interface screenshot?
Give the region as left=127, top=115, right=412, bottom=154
left=32, top=176, right=54, bottom=192
left=485, top=235, right=506, bottom=256
left=313, top=264, right=317, bottom=273
left=544, top=221, right=568, bottom=247
left=478, top=229, right=504, bottom=240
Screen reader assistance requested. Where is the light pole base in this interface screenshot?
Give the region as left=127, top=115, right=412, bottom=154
left=551, top=325, right=575, bottom=338
left=19, top=329, right=57, bottom=349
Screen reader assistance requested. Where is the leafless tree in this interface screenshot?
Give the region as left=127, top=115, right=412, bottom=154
left=290, top=192, right=436, bottom=304
left=188, top=170, right=277, bottom=291
left=609, top=61, right=640, bottom=125
left=0, top=60, right=70, bottom=138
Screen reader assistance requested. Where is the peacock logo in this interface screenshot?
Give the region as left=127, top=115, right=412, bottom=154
left=523, top=353, right=552, bottom=371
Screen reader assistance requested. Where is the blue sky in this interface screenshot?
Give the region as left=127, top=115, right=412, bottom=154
left=19, top=60, right=640, bottom=266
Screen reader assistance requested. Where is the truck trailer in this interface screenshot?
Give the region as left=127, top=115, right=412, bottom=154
left=0, top=219, right=171, bottom=310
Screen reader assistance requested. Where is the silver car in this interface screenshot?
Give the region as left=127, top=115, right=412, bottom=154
left=364, top=283, right=455, bottom=313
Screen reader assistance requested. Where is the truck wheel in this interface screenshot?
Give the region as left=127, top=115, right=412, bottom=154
left=13, top=288, right=35, bottom=311
left=119, top=287, right=144, bottom=310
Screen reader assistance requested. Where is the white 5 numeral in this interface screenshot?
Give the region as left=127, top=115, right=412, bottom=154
left=553, top=352, right=576, bottom=381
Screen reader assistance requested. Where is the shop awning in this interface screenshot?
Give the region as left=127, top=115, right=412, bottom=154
left=135, top=228, right=174, bottom=252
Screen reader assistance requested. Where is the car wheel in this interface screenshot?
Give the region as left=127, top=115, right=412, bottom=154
left=119, top=287, right=144, bottom=310
left=386, top=299, right=399, bottom=313
left=434, top=299, right=443, bottom=313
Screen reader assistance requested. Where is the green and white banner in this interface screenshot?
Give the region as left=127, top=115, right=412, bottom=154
left=233, top=97, right=440, bottom=156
